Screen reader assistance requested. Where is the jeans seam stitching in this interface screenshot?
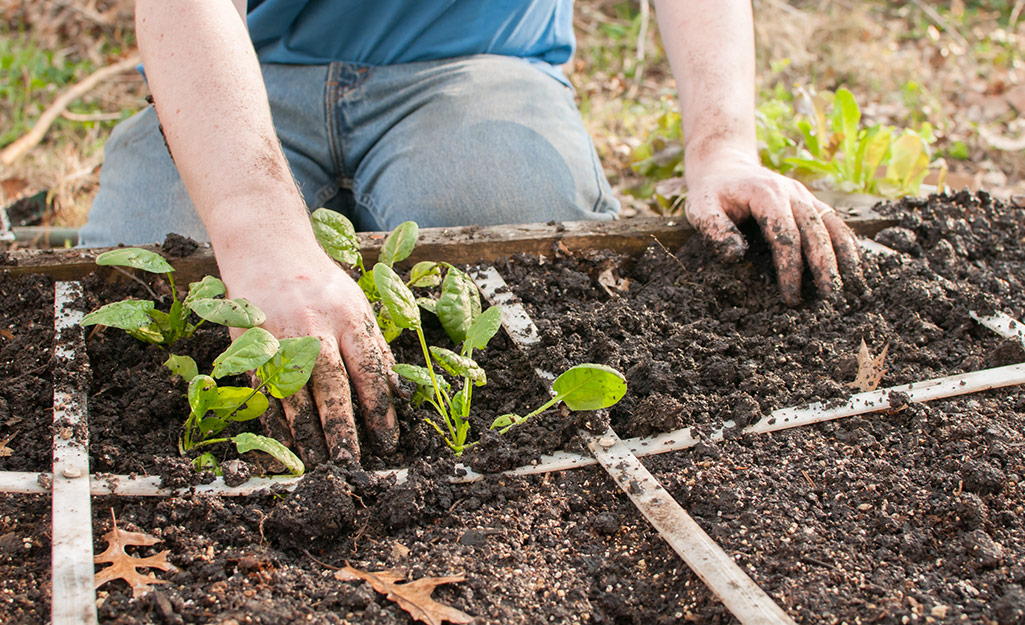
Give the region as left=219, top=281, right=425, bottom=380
left=325, top=63, right=346, bottom=181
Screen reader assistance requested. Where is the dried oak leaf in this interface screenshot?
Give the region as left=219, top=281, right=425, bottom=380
left=849, top=339, right=889, bottom=392
left=94, top=517, right=177, bottom=598
left=335, top=565, right=474, bottom=625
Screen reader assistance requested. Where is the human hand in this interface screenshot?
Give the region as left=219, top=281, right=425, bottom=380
left=221, top=251, right=399, bottom=466
left=684, top=147, right=865, bottom=306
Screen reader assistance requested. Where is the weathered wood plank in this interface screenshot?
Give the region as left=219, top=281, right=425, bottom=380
left=2, top=206, right=892, bottom=282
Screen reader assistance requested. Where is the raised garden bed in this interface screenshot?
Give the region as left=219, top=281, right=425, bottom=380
left=0, top=192, right=1023, bottom=624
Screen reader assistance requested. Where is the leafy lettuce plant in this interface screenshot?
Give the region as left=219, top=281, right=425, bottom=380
left=630, top=87, right=945, bottom=214
left=166, top=328, right=320, bottom=476
left=784, top=87, right=941, bottom=196
left=80, top=248, right=264, bottom=346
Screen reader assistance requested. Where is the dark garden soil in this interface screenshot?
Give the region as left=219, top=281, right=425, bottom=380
left=0, top=272, right=54, bottom=473
left=0, top=495, right=52, bottom=625
left=1, top=191, right=1024, bottom=623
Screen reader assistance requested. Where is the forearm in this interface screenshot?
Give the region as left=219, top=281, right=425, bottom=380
left=652, top=0, right=757, bottom=165
left=135, top=0, right=319, bottom=277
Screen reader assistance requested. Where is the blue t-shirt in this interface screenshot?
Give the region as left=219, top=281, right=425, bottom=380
left=247, top=0, right=575, bottom=83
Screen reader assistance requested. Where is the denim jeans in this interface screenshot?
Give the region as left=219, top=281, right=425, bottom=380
left=79, top=55, right=620, bottom=246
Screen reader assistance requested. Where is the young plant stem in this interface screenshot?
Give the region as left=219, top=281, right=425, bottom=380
left=415, top=327, right=465, bottom=453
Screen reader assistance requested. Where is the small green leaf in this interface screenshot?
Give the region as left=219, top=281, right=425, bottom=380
left=198, top=416, right=229, bottom=436
left=393, top=363, right=438, bottom=389
left=232, top=432, right=305, bottom=476
left=126, top=325, right=166, bottom=344
left=451, top=386, right=471, bottom=419
left=311, top=208, right=361, bottom=266
left=832, top=88, right=860, bottom=161
left=189, top=297, right=266, bottom=328
left=552, top=364, right=627, bottom=411
left=373, top=263, right=421, bottom=330
left=379, top=221, right=419, bottom=267
left=164, top=354, right=199, bottom=382
left=212, top=328, right=279, bottom=378
left=490, top=414, right=521, bottom=430
left=95, top=248, right=174, bottom=274
left=377, top=307, right=403, bottom=343
left=417, top=297, right=437, bottom=314
left=437, top=266, right=481, bottom=344
left=184, top=276, right=226, bottom=304
left=80, top=299, right=155, bottom=330
left=886, top=132, right=929, bottom=193
left=188, top=375, right=219, bottom=418
left=167, top=299, right=187, bottom=339
left=465, top=305, right=503, bottom=351
left=210, top=386, right=269, bottom=421
left=358, top=271, right=380, bottom=302
left=192, top=452, right=221, bottom=474
left=408, top=261, right=441, bottom=287
left=256, top=336, right=321, bottom=398
left=429, top=346, right=486, bottom=385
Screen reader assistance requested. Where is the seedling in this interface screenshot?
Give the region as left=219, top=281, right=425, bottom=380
left=80, top=248, right=264, bottom=346
left=489, top=364, right=627, bottom=433
left=374, top=262, right=503, bottom=454
left=167, top=328, right=320, bottom=476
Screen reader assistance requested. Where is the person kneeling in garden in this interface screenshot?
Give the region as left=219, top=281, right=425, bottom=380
left=81, top=0, right=864, bottom=465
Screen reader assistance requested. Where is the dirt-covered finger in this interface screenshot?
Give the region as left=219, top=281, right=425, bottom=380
left=793, top=200, right=841, bottom=301
left=374, top=326, right=404, bottom=399
left=685, top=193, right=748, bottom=262
left=340, top=318, right=399, bottom=456
left=749, top=195, right=803, bottom=306
left=281, top=386, right=330, bottom=466
left=309, top=336, right=360, bottom=465
left=820, top=208, right=868, bottom=295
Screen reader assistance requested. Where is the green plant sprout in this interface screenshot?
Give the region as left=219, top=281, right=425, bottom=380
left=373, top=262, right=502, bottom=454
left=489, top=363, right=627, bottom=433
left=311, top=208, right=440, bottom=341
left=80, top=248, right=265, bottom=346
left=166, top=328, right=320, bottom=476
left=373, top=262, right=628, bottom=454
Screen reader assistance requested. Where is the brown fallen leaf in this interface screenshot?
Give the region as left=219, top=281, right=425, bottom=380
left=94, top=512, right=177, bottom=598
left=335, top=565, right=474, bottom=625
left=0, top=433, right=14, bottom=457
left=597, top=267, right=631, bottom=297
left=849, top=339, right=889, bottom=392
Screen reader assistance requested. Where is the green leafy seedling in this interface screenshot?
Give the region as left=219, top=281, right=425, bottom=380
left=171, top=328, right=320, bottom=476
left=81, top=248, right=265, bottom=347
left=490, top=364, right=627, bottom=433
left=375, top=263, right=502, bottom=455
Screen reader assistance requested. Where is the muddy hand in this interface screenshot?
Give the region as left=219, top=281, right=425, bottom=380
left=684, top=154, right=864, bottom=305
left=226, top=254, right=400, bottom=466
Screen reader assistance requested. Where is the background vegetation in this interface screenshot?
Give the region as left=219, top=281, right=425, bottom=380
left=1, top=0, right=1024, bottom=233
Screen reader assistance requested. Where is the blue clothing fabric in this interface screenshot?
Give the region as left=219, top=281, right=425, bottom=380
left=246, top=0, right=575, bottom=84
left=80, top=57, right=619, bottom=246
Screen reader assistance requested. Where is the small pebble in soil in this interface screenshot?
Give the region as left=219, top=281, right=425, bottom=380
left=963, top=529, right=1004, bottom=569
left=220, top=459, right=252, bottom=488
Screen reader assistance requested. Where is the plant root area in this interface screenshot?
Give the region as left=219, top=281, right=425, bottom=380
left=0, top=191, right=1024, bottom=623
